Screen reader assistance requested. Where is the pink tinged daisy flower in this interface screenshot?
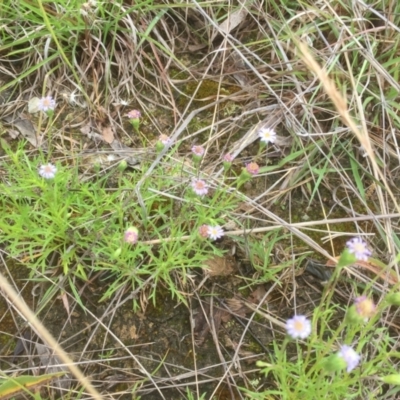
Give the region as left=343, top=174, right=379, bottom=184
left=199, top=224, right=209, bottom=238
left=338, top=345, right=361, bottom=372
left=124, top=227, right=138, bottom=244
left=127, top=109, right=141, bottom=119
left=354, top=296, right=376, bottom=319
left=207, top=225, right=224, bottom=240
left=191, top=145, right=205, bottom=157
left=223, top=153, right=234, bottom=162
left=346, top=238, right=372, bottom=261
left=246, top=162, right=260, bottom=175
left=191, top=178, right=209, bottom=196
left=39, top=163, right=57, bottom=179
left=38, top=96, right=56, bottom=112
left=258, top=127, right=277, bottom=144
left=158, top=134, right=171, bottom=145
left=286, top=315, right=312, bottom=339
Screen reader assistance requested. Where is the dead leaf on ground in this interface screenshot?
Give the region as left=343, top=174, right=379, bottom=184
left=102, top=125, right=114, bottom=143
left=36, top=343, right=71, bottom=390
left=192, top=302, right=231, bottom=346
left=7, top=128, right=19, bottom=139
left=130, top=325, right=138, bottom=340
left=110, top=139, right=140, bottom=166
left=225, top=297, right=248, bottom=317
left=58, top=291, right=70, bottom=322
left=27, top=97, right=41, bottom=113
left=211, top=8, right=248, bottom=41
left=204, top=255, right=235, bottom=277
left=3, top=115, right=38, bottom=147
left=225, top=287, right=270, bottom=317
left=224, top=335, right=258, bottom=363
left=249, top=286, right=268, bottom=304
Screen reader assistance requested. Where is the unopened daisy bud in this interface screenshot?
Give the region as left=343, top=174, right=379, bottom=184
left=323, top=353, right=348, bottom=372
left=127, top=109, right=141, bottom=119
left=191, top=145, right=205, bottom=157
left=113, top=247, right=122, bottom=258
left=156, top=134, right=171, bottom=152
left=385, top=292, right=400, bottom=306
left=236, top=162, right=260, bottom=188
left=223, top=153, right=234, bottom=172
left=246, top=162, right=259, bottom=175
left=124, top=227, right=138, bottom=244
left=127, top=109, right=141, bottom=133
left=192, top=145, right=205, bottom=166
left=380, top=374, right=400, bottom=385
left=223, top=153, right=234, bottom=162
left=198, top=224, right=209, bottom=238
left=118, top=159, right=128, bottom=172
left=93, top=161, right=101, bottom=173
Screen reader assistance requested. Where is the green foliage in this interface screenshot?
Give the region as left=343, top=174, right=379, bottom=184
left=0, top=371, right=66, bottom=399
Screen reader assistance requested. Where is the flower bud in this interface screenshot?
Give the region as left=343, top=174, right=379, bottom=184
left=380, top=374, right=400, bottom=385
left=124, top=227, right=139, bottom=244
left=385, top=292, right=400, bottom=306
left=118, top=159, right=128, bottom=172
left=113, top=247, right=122, bottom=258
left=323, top=354, right=347, bottom=372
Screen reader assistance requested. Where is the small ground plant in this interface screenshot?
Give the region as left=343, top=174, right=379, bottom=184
left=0, top=138, right=243, bottom=308
left=243, top=241, right=400, bottom=399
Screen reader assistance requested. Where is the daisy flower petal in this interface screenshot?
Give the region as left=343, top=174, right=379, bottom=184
left=286, top=315, right=311, bottom=339
left=207, top=225, right=224, bottom=240
left=346, top=238, right=372, bottom=261
left=39, top=163, right=57, bottom=179
left=191, top=145, right=205, bottom=157
left=338, top=345, right=361, bottom=372
left=191, top=178, right=209, bottom=196
left=38, top=96, right=56, bottom=112
left=124, top=227, right=139, bottom=244
left=258, top=127, right=276, bottom=144
left=246, top=162, right=259, bottom=175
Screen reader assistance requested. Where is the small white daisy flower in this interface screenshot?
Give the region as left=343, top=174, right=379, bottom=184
left=191, top=145, right=205, bottom=157
left=207, top=225, right=224, bottom=240
left=338, top=345, right=361, bottom=372
left=346, top=238, right=371, bottom=261
left=159, top=134, right=171, bottom=146
left=286, top=315, right=311, bottom=339
left=39, top=163, right=57, bottom=179
left=191, top=178, right=209, bottom=197
left=37, top=96, right=56, bottom=112
left=258, top=127, right=277, bottom=144
left=124, top=227, right=139, bottom=244
left=127, top=109, right=141, bottom=119
left=223, top=153, right=234, bottom=162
